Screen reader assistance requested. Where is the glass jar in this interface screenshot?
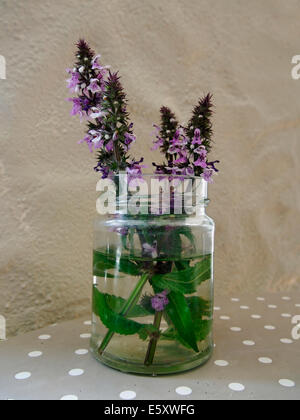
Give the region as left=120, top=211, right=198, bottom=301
left=90, top=175, right=215, bottom=375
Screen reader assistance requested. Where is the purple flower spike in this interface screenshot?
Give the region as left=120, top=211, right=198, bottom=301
left=151, top=290, right=169, bottom=312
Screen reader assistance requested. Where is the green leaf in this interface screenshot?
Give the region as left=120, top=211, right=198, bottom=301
left=104, top=293, right=152, bottom=317
left=176, top=227, right=196, bottom=248
left=93, top=249, right=141, bottom=277
left=93, top=288, right=155, bottom=340
left=161, top=296, right=212, bottom=350
left=186, top=296, right=212, bottom=319
left=161, top=320, right=212, bottom=347
left=151, top=255, right=211, bottom=294
left=165, top=291, right=199, bottom=352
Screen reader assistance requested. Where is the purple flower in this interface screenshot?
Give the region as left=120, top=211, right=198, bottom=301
left=142, top=242, right=158, bottom=258
left=124, top=132, right=136, bottom=146
left=111, top=226, right=129, bottom=236
left=152, top=137, right=164, bottom=151
left=66, top=69, right=80, bottom=92
left=78, top=134, right=94, bottom=153
left=126, top=155, right=145, bottom=189
left=168, top=144, right=181, bottom=154
left=192, top=128, right=202, bottom=145
left=68, top=97, right=86, bottom=120
left=87, top=78, right=102, bottom=93
left=89, top=130, right=104, bottom=149
left=183, top=166, right=195, bottom=176
left=207, top=160, right=220, bottom=172
left=89, top=107, right=105, bottom=119
left=91, top=55, right=103, bottom=70
left=94, top=163, right=112, bottom=179
left=81, top=97, right=91, bottom=112
left=194, top=148, right=207, bottom=168
left=194, top=158, right=207, bottom=168
left=151, top=290, right=169, bottom=312
left=201, top=168, right=214, bottom=183
left=105, top=139, right=114, bottom=152
left=174, top=151, right=188, bottom=165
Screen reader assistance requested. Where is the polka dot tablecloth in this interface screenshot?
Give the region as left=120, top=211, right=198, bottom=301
left=0, top=293, right=299, bottom=400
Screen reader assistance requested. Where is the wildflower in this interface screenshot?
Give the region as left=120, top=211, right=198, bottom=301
left=66, top=69, right=80, bottom=92
left=192, top=128, right=202, bottom=145
left=87, top=78, right=102, bottom=93
left=142, top=242, right=158, bottom=259
left=207, top=160, right=220, bottom=172
left=151, top=290, right=169, bottom=312
left=174, top=151, right=188, bottom=165
left=201, top=168, right=214, bottom=183
left=194, top=157, right=207, bottom=168
left=152, top=137, right=164, bottom=151
left=67, top=97, right=87, bottom=120
left=124, top=132, right=136, bottom=147
left=67, top=40, right=143, bottom=178
left=91, top=55, right=104, bottom=70
left=78, top=134, right=93, bottom=153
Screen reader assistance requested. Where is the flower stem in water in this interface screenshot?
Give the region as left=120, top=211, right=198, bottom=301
left=98, top=273, right=149, bottom=355
left=144, top=310, right=163, bottom=366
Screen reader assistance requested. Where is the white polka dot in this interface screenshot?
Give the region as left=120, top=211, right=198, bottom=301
left=282, top=296, right=291, bottom=301
left=258, top=357, right=272, bottom=364
left=256, top=297, right=265, bottom=301
left=28, top=351, right=43, bottom=358
left=230, top=327, right=242, bottom=332
left=175, top=386, right=192, bottom=396
left=80, top=333, right=91, bottom=339
left=268, top=305, right=277, bottom=309
left=279, top=379, right=295, bottom=388
left=75, top=349, right=89, bottom=355
left=280, top=338, right=293, bottom=344
left=38, top=335, right=51, bottom=340
left=231, top=298, right=240, bottom=302
left=251, top=314, right=262, bottom=319
left=295, top=303, right=300, bottom=308
left=214, top=360, right=229, bottom=367
left=120, top=390, right=136, bottom=400
left=281, top=313, right=292, bottom=318
left=240, top=305, right=249, bottom=310
left=84, top=320, right=91, bottom=326
left=68, top=369, right=84, bottom=377
left=243, top=340, right=255, bottom=346
left=214, top=306, right=221, bottom=311
left=264, top=325, right=276, bottom=330
left=50, top=323, right=57, bottom=327
left=61, top=395, right=79, bottom=400
left=15, top=372, right=31, bottom=380
left=220, top=316, right=230, bottom=320
left=228, top=383, right=245, bottom=392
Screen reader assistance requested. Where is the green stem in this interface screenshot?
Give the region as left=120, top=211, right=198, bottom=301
left=144, top=311, right=163, bottom=366
left=98, top=273, right=149, bottom=355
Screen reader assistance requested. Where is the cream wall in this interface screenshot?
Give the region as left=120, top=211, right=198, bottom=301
left=0, top=0, right=300, bottom=336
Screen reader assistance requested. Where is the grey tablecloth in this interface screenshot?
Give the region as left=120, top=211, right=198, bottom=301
left=0, top=293, right=299, bottom=400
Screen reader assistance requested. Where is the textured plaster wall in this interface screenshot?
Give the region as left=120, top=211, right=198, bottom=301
left=0, top=0, right=300, bottom=336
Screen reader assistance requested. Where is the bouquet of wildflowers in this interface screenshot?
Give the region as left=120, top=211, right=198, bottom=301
left=66, top=40, right=144, bottom=180
left=66, top=40, right=218, bottom=370
left=152, top=99, right=219, bottom=182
